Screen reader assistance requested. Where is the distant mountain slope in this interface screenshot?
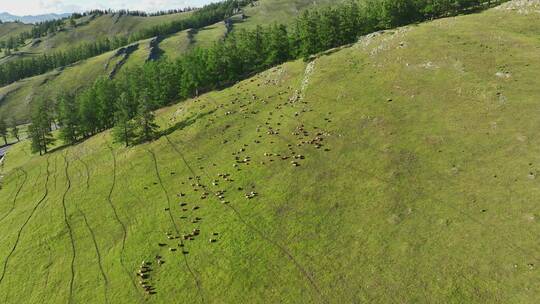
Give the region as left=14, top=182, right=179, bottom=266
left=0, top=22, right=32, bottom=41
left=0, top=0, right=347, bottom=122
left=7, top=11, right=193, bottom=57
left=0, top=12, right=71, bottom=24
left=237, top=0, right=345, bottom=30
left=0, top=3, right=539, bottom=303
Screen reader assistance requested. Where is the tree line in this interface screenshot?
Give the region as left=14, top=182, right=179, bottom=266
left=0, top=116, right=20, bottom=146
left=0, top=19, right=67, bottom=54
left=0, top=7, right=200, bottom=54
left=28, top=0, right=507, bottom=154
left=0, top=0, right=254, bottom=87
left=72, top=8, right=197, bottom=18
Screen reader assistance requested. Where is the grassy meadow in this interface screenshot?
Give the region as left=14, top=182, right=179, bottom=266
left=0, top=3, right=539, bottom=303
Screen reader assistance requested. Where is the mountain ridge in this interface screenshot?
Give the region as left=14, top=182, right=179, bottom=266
left=0, top=12, right=72, bottom=24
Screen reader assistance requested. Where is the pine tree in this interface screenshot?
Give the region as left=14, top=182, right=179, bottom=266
left=112, top=93, right=136, bottom=147
left=94, top=77, right=117, bottom=130
left=319, top=8, right=340, bottom=50
left=135, top=91, right=159, bottom=143
left=9, top=119, right=20, bottom=142
left=58, top=93, right=80, bottom=144
left=29, top=99, right=55, bottom=155
left=28, top=123, right=43, bottom=155
left=297, top=10, right=322, bottom=59
left=0, top=117, right=7, bottom=146
left=266, top=24, right=290, bottom=66
left=78, top=89, right=99, bottom=137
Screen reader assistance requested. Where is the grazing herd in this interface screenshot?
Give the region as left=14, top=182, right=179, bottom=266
left=136, top=72, right=331, bottom=296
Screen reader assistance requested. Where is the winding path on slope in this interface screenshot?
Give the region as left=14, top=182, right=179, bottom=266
left=105, top=147, right=144, bottom=302
left=147, top=148, right=206, bottom=303
left=60, top=153, right=77, bottom=304
left=72, top=151, right=110, bottom=303
left=0, top=156, right=51, bottom=285
left=164, top=126, right=329, bottom=303
left=0, top=168, right=28, bottom=224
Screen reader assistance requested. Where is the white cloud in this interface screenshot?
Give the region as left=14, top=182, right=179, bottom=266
left=0, top=0, right=212, bottom=15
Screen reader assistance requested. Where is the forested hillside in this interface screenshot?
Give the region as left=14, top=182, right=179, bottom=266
left=0, top=22, right=32, bottom=42
left=0, top=0, right=342, bottom=123
left=19, top=0, right=510, bottom=152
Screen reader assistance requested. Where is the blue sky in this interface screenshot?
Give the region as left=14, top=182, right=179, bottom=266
left=0, top=0, right=215, bottom=15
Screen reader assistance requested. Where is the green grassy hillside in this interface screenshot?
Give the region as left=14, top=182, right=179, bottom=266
left=0, top=3, right=539, bottom=303
left=0, top=22, right=32, bottom=41
left=0, top=22, right=33, bottom=59
left=0, top=12, right=192, bottom=60
left=0, top=40, right=148, bottom=122
left=237, top=0, right=344, bottom=30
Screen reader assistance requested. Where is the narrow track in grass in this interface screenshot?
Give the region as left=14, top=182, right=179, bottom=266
left=60, top=153, right=76, bottom=304
left=0, top=168, right=27, bottom=224
left=105, top=147, right=143, bottom=302
left=163, top=135, right=326, bottom=302
left=147, top=148, right=205, bottom=303
left=147, top=149, right=179, bottom=233
left=165, top=118, right=329, bottom=303
left=219, top=86, right=540, bottom=279
left=52, top=154, right=59, bottom=190
left=79, top=210, right=110, bottom=303
left=71, top=149, right=110, bottom=302
left=0, top=156, right=51, bottom=285
left=165, top=136, right=198, bottom=177
left=42, top=244, right=53, bottom=288
left=75, top=156, right=90, bottom=190
left=32, top=163, right=43, bottom=190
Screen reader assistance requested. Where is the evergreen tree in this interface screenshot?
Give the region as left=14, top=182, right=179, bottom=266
left=94, top=77, right=117, bottom=130
left=112, top=93, right=136, bottom=147
left=0, top=117, right=7, bottom=146
left=135, top=91, right=159, bottom=143
left=9, top=119, right=20, bottom=142
left=58, top=93, right=80, bottom=144
left=266, top=24, right=290, bottom=66
left=29, top=99, right=55, bottom=155
left=28, top=123, right=43, bottom=155
left=78, top=89, right=99, bottom=137
left=297, top=10, right=322, bottom=59
left=319, top=8, right=340, bottom=50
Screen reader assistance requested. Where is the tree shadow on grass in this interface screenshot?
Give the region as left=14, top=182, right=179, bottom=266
left=159, top=109, right=217, bottom=137
left=48, top=143, right=72, bottom=154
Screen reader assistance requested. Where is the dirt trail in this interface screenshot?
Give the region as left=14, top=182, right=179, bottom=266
left=71, top=151, right=110, bottom=303
left=147, top=148, right=205, bottom=303
left=60, top=153, right=77, bottom=304
left=79, top=210, right=110, bottom=303
left=0, top=168, right=28, bottom=224
left=75, top=156, right=90, bottom=189
left=105, top=147, right=143, bottom=302
left=206, top=94, right=334, bottom=302
left=163, top=135, right=327, bottom=303
left=0, top=156, right=51, bottom=285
